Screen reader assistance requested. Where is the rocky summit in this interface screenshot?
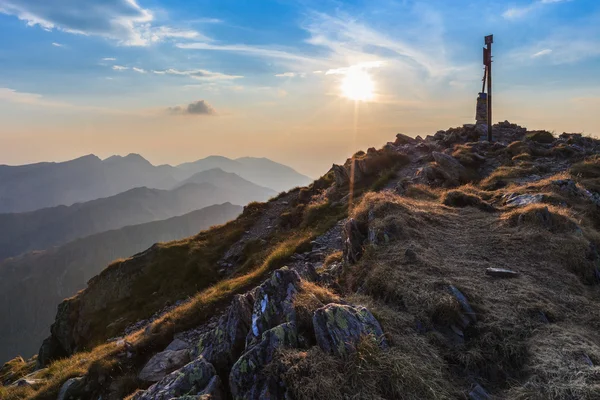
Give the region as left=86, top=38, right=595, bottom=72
left=2, top=122, right=600, bottom=400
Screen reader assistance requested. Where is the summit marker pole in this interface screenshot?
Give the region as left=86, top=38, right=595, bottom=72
left=485, top=35, right=493, bottom=142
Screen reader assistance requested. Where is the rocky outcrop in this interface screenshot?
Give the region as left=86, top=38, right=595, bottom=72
left=245, top=267, right=300, bottom=347
left=195, top=294, right=253, bottom=374
left=229, top=322, right=298, bottom=399
left=133, top=357, right=218, bottom=400
left=138, top=349, right=191, bottom=382
left=313, top=304, right=387, bottom=357
left=57, top=376, right=86, bottom=400
left=342, top=218, right=366, bottom=264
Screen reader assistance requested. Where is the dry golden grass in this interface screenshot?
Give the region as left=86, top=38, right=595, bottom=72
left=337, top=189, right=600, bottom=397
left=323, top=251, right=343, bottom=268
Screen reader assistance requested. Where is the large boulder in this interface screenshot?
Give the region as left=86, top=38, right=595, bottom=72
left=313, top=304, right=387, bottom=357
left=432, top=152, right=468, bottom=185
left=132, top=357, right=217, bottom=400
left=138, top=349, right=191, bottom=382
left=230, top=322, right=298, bottom=400
left=245, top=268, right=300, bottom=347
left=196, top=294, right=253, bottom=374
left=57, top=376, right=87, bottom=400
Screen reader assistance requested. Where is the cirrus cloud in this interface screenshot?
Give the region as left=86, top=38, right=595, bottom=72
left=0, top=0, right=204, bottom=46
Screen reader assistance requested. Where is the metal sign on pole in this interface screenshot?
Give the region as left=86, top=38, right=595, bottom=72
left=484, top=35, right=493, bottom=142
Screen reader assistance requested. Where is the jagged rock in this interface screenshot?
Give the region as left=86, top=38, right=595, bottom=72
left=448, top=285, right=477, bottom=328
left=342, top=218, right=366, bottom=264
left=469, top=383, right=491, bottom=400
left=505, top=193, right=545, bottom=207
left=313, top=304, right=387, bottom=357
left=133, top=357, right=217, bottom=400
left=139, top=349, right=191, bottom=382
left=394, top=133, right=416, bottom=146
left=57, top=376, right=86, bottom=400
left=196, top=294, right=253, bottom=374
left=432, top=152, right=468, bottom=185
left=246, top=268, right=300, bottom=347
left=485, top=268, right=519, bottom=278
left=37, top=332, right=68, bottom=368
left=331, top=164, right=350, bottom=186
left=166, top=339, right=190, bottom=352
left=230, top=322, right=298, bottom=400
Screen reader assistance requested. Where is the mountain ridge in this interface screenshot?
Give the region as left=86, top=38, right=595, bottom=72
left=0, top=203, right=243, bottom=365
left=4, top=123, right=600, bottom=400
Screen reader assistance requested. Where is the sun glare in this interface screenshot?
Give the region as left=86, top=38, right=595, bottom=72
left=341, top=68, right=375, bottom=101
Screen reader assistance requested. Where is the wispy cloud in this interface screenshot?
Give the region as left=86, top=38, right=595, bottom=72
left=0, top=87, right=71, bottom=108
left=132, top=67, right=146, bottom=73
left=51, top=42, right=63, bottom=47
left=503, top=0, right=572, bottom=20
left=0, top=0, right=205, bottom=46
left=531, top=49, right=553, bottom=58
left=112, top=65, right=128, bottom=71
left=275, top=72, right=307, bottom=78
left=152, top=68, right=242, bottom=81
left=325, top=61, right=385, bottom=75
left=102, top=57, right=117, bottom=61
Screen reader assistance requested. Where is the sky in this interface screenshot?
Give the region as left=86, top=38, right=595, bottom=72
left=0, top=0, right=599, bottom=177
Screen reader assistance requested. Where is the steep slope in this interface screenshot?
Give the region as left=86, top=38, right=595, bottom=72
left=0, top=154, right=178, bottom=213
left=0, top=182, right=273, bottom=261
left=177, top=156, right=313, bottom=192
left=3, top=123, right=600, bottom=400
left=0, top=203, right=242, bottom=365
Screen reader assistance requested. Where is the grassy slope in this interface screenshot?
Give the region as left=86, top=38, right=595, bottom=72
left=3, top=139, right=600, bottom=400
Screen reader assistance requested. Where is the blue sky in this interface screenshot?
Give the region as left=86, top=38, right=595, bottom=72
left=0, top=0, right=598, bottom=176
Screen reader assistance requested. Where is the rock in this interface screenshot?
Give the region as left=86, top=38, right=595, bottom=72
left=169, top=376, right=226, bottom=399
left=394, top=133, right=416, bottom=146
left=331, top=164, right=350, bottom=186
left=405, top=248, right=418, bottom=261
left=12, top=377, right=43, bottom=389
left=505, top=193, right=545, bottom=207
left=139, top=349, right=191, bottom=382
left=448, top=286, right=476, bottom=323
left=37, top=333, right=68, bottom=368
left=165, top=339, right=190, bottom=352
left=485, top=268, right=519, bottom=278
left=196, top=294, right=253, bottom=374
left=230, top=323, right=298, bottom=400
left=469, top=383, right=491, bottom=400
left=432, top=152, right=468, bottom=185
left=246, top=267, right=300, bottom=347
left=342, top=218, right=366, bottom=264
left=133, top=357, right=217, bottom=400
left=57, top=376, right=86, bottom=400
left=313, top=304, right=387, bottom=357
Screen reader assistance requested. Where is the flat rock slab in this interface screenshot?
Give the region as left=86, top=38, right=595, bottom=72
left=486, top=268, right=519, bottom=278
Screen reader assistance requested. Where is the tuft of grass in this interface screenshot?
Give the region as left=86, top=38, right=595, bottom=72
left=282, top=335, right=457, bottom=400
left=502, top=204, right=579, bottom=234
left=370, top=169, right=397, bottom=192
left=442, top=190, right=495, bottom=212
left=323, top=251, right=343, bottom=268
left=526, top=130, right=555, bottom=144
left=571, top=156, right=600, bottom=194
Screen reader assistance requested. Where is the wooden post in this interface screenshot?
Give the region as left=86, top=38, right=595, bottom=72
left=485, top=35, right=493, bottom=142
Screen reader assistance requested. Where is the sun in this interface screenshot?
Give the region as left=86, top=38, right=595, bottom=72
left=341, top=68, right=375, bottom=101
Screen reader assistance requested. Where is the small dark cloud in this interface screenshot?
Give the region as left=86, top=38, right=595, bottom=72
left=167, top=100, right=216, bottom=116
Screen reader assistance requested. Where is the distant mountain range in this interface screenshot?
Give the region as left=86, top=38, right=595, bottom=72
left=0, top=169, right=275, bottom=261
left=0, top=203, right=242, bottom=364
left=0, top=154, right=312, bottom=213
